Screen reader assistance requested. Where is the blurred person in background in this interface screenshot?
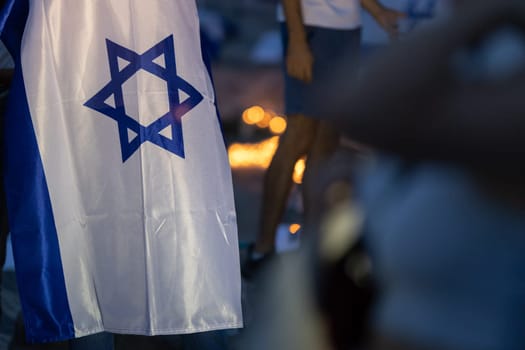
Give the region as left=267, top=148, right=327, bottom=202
left=316, top=0, right=525, bottom=349
left=242, top=0, right=404, bottom=279
left=240, top=0, right=525, bottom=349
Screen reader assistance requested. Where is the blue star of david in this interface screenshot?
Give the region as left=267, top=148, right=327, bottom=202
left=84, top=35, right=203, bottom=161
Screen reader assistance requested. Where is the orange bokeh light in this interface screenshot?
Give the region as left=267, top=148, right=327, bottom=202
left=289, top=223, right=301, bottom=235
left=242, top=106, right=265, bottom=125
left=293, top=157, right=306, bottom=184
left=256, top=111, right=273, bottom=128
left=269, top=116, right=287, bottom=135
left=228, top=136, right=279, bottom=169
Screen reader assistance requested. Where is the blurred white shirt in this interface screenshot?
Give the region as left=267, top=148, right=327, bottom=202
left=277, top=0, right=361, bottom=30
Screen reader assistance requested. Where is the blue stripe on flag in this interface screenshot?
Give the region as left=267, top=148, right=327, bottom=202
left=1, top=0, right=75, bottom=342
left=0, top=0, right=23, bottom=57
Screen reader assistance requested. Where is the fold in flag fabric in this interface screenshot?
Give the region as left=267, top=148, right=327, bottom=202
left=0, top=0, right=242, bottom=343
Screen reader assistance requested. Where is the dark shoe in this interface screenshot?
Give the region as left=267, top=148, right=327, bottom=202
left=241, top=244, right=274, bottom=280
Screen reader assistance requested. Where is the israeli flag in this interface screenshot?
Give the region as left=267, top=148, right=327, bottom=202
left=0, top=0, right=242, bottom=343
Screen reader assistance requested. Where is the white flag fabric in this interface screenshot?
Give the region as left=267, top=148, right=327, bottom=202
left=0, top=0, right=242, bottom=343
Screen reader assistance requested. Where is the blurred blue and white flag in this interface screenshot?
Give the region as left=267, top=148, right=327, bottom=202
left=362, top=0, right=444, bottom=45
left=1, top=0, right=242, bottom=343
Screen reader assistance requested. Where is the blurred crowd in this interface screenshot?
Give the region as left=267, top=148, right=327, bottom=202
left=238, top=0, right=525, bottom=350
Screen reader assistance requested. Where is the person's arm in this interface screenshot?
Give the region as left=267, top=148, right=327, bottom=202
left=323, top=0, right=525, bottom=166
left=282, top=0, right=314, bottom=83
left=360, top=0, right=405, bottom=37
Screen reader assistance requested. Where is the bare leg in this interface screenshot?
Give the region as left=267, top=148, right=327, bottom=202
left=302, top=121, right=340, bottom=224
left=253, top=114, right=317, bottom=254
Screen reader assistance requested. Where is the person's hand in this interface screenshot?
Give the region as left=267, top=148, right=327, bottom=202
left=286, top=40, right=314, bottom=83
left=372, top=7, right=406, bottom=38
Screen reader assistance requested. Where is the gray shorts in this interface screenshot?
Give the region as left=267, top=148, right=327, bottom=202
left=281, top=24, right=361, bottom=117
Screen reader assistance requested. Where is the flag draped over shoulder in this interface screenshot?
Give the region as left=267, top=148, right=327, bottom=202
left=0, top=0, right=242, bottom=343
